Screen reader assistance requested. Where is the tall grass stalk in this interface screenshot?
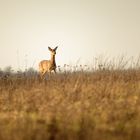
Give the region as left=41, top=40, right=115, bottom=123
left=0, top=57, right=140, bottom=140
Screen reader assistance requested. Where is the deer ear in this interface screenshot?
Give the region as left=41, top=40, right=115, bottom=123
left=54, top=46, right=58, bottom=51
left=48, top=47, right=52, bottom=51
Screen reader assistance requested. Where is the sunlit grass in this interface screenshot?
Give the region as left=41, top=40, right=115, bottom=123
left=0, top=57, right=140, bottom=140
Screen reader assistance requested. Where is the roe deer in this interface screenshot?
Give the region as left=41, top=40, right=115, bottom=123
left=39, top=46, right=58, bottom=79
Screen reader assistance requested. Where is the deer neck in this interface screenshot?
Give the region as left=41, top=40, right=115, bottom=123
left=50, top=54, right=56, bottom=65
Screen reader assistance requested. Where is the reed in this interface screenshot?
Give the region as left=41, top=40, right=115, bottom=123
left=0, top=57, right=140, bottom=140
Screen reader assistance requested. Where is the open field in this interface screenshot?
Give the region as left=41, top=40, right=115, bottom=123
left=0, top=63, right=140, bottom=140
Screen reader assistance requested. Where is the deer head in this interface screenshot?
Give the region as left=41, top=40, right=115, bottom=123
left=48, top=46, right=58, bottom=56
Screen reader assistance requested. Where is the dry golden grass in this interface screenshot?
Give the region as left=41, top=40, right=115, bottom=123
left=0, top=63, right=140, bottom=140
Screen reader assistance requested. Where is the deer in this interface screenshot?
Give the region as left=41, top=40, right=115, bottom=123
left=39, top=46, right=58, bottom=79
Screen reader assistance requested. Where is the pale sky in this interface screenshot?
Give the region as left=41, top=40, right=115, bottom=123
left=0, top=0, right=140, bottom=70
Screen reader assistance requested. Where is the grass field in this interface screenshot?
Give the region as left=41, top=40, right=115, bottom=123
left=0, top=61, right=140, bottom=140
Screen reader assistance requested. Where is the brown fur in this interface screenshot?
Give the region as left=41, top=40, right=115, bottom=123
left=39, top=46, right=58, bottom=79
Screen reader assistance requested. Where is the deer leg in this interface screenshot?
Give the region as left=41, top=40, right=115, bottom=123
left=42, top=70, right=48, bottom=79
left=39, top=68, right=44, bottom=79
left=54, top=69, right=56, bottom=74
left=48, top=70, right=51, bottom=77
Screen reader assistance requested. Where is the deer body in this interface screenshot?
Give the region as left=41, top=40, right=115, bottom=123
left=39, top=46, right=58, bottom=79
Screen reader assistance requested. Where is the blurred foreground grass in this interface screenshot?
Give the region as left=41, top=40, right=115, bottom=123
left=0, top=63, right=140, bottom=140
